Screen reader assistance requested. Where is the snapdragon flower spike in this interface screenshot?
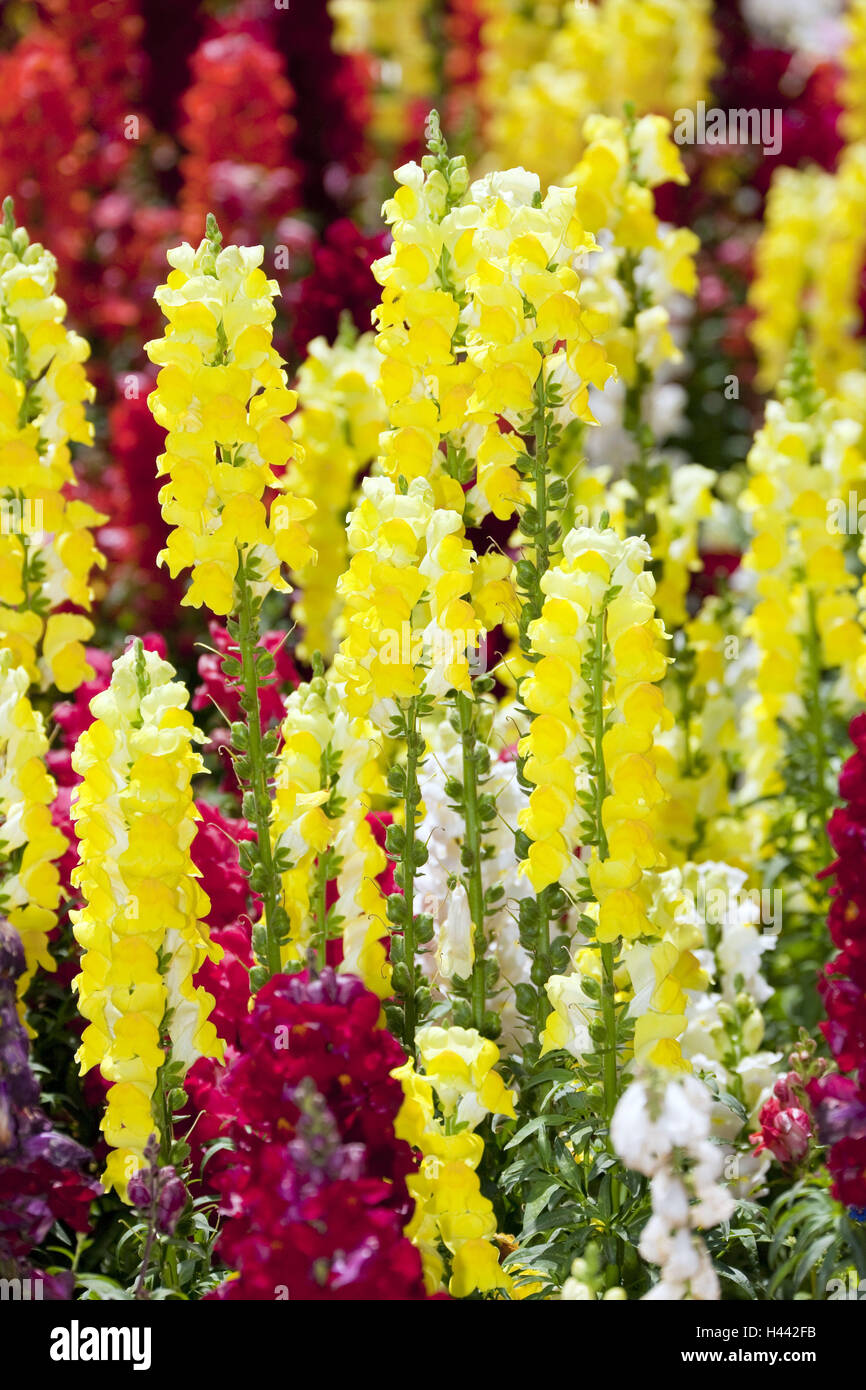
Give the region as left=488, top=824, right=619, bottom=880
left=0, top=650, right=67, bottom=1012
left=394, top=1024, right=516, bottom=1297
left=517, top=525, right=686, bottom=1089
left=269, top=667, right=390, bottom=994
left=749, top=149, right=866, bottom=394
left=179, top=18, right=301, bottom=245
left=127, top=1135, right=188, bottom=1237
left=413, top=719, right=535, bottom=1051
left=70, top=642, right=223, bottom=1197
left=641, top=861, right=775, bottom=1147
left=145, top=214, right=315, bottom=618
left=611, top=1070, right=734, bottom=1301
left=651, top=594, right=737, bottom=867
left=566, top=111, right=702, bottom=556
left=373, top=110, right=612, bottom=526
left=207, top=967, right=428, bottom=1301
left=147, top=214, right=319, bottom=989
left=288, top=325, right=386, bottom=661
left=480, top=0, right=717, bottom=190
left=808, top=713, right=866, bottom=1208
left=0, top=199, right=105, bottom=694
left=737, top=341, right=866, bottom=859
left=333, top=469, right=495, bottom=1046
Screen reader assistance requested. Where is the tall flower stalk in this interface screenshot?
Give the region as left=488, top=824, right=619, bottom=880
left=145, top=214, right=316, bottom=987
left=736, top=339, right=866, bottom=962
left=0, top=199, right=104, bottom=695
left=70, top=642, right=223, bottom=1196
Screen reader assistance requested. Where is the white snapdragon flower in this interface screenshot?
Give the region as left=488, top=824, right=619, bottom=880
left=613, top=1073, right=733, bottom=1300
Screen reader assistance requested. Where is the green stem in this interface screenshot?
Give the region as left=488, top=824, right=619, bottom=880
left=532, top=392, right=551, bottom=601
left=526, top=384, right=554, bottom=1041
left=591, top=610, right=618, bottom=1124
left=236, top=559, right=282, bottom=979
left=401, top=697, right=421, bottom=1054
left=157, top=1064, right=172, bottom=1166
left=619, top=242, right=655, bottom=545
left=134, top=1218, right=157, bottom=1301
left=457, top=690, right=487, bottom=1032
left=314, top=855, right=329, bottom=972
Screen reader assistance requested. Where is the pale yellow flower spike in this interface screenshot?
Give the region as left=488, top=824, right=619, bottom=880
left=70, top=644, right=223, bottom=1198
left=0, top=650, right=67, bottom=1019
left=145, top=218, right=315, bottom=619
left=0, top=200, right=105, bottom=695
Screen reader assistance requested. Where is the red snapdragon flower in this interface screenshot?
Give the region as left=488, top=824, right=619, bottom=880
left=812, top=714, right=866, bottom=1207
left=202, top=968, right=430, bottom=1300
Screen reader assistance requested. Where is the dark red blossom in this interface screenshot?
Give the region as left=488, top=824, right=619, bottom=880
left=289, top=218, right=387, bottom=357
left=812, top=716, right=866, bottom=1207
left=203, top=968, right=429, bottom=1300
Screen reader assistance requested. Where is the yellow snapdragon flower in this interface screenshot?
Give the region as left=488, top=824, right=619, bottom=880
left=145, top=225, right=315, bottom=617
left=481, top=0, right=716, bottom=188
left=270, top=670, right=389, bottom=994
left=0, top=649, right=67, bottom=1012
left=738, top=379, right=866, bottom=804
left=0, top=204, right=105, bottom=693
left=518, top=526, right=670, bottom=914
left=750, top=150, right=866, bottom=394
left=393, top=1024, right=516, bottom=1297
left=334, top=475, right=484, bottom=726
left=373, top=141, right=612, bottom=522
left=289, top=330, right=386, bottom=660
left=70, top=644, right=223, bottom=1196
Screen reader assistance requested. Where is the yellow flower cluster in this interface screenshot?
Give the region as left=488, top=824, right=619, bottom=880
left=624, top=927, right=707, bottom=1070
left=564, top=114, right=699, bottom=508
left=842, top=0, right=866, bottom=144
left=145, top=232, right=315, bottom=617
left=541, top=940, right=607, bottom=1059
left=810, top=146, right=866, bottom=392
left=373, top=153, right=612, bottom=522
left=0, top=209, right=104, bottom=693
left=481, top=0, right=717, bottom=189
left=519, top=527, right=713, bottom=1069
left=334, top=475, right=483, bottom=725
left=750, top=149, right=866, bottom=394
left=569, top=112, right=697, bottom=377
left=540, top=903, right=707, bottom=1072
left=518, top=527, right=670, bottom=932
left=270, top=670, right=390, bottom=995
left=394, top=1025, right=516, bottom=1297
left=738, top=388, right=866, bottom=802
left=329, top=0, right=435, bottom=150
left=649, top=468, right=716, bottom=633
left=0, top=649, right=66, bottom=1010
left=70, top=644, right=223, bottom=1196
left=289, top=330, right=386, bottom=661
